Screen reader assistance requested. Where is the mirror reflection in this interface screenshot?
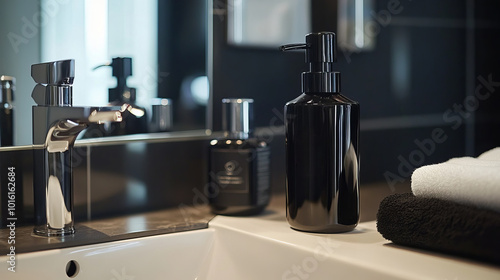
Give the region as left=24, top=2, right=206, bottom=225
left=0, top=0, right=209, bottom=147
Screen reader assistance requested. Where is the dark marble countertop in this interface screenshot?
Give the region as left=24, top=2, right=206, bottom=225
left=0, top=206, right=214, bottom=255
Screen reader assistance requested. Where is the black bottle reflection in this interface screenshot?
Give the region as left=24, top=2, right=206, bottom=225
left=0, top=105, right=13, bottom=146
left=285, top=93, right=360, bottom=233
left=0, top=76, right=14, bottom=147
left=83, top=57, right=148, bottom=138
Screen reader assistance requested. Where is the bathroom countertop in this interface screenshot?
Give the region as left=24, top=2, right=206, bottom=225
left=209, top=192, right=500, bottom=279
left=268, top=180, right=412, bottom=223
left=0, top=181, right=409, bottom=255
left=2, top=182, right=498, bottom=278
left=0, top=206, right=214, bottom=255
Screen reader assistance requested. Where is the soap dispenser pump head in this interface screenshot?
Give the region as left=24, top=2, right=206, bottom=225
left=280, top=32, right=340, bottom=93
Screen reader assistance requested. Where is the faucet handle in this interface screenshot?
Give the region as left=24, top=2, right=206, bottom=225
left=31, top=60, right=74, bottom=106
left=32, top=81, right=73, bottom=107
left=31, top=59, right=75, bottom=85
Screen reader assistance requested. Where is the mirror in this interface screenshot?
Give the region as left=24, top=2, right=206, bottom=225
left=0, top=0, right=210, bottom=147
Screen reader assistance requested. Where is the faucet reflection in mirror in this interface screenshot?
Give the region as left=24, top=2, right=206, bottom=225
left=31, top=59, right=129, bottom=237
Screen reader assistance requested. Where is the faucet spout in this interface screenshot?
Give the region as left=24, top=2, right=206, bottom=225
left=44, top=105, right=129, bottom=153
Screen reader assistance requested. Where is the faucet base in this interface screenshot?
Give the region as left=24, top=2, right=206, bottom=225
left=33, top=225, right=75, bottom=237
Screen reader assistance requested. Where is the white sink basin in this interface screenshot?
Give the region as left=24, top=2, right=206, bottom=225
left=1, top=228, right=214, bottom=279
left=2, top=216, right=500, bottom=279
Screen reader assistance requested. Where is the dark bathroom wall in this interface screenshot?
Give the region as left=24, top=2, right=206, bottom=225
left=158, top=0, right=207, bottom=130
left=473, top=0, right=500, bottom=155
left=211, top=0, right=499, bottom=190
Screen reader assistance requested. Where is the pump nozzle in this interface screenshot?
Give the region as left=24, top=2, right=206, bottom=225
left=279, top=43, right=309, bottom=51
left=281, top=32, right=340, bottom=93
left=92, top=62, right=112, bottom=70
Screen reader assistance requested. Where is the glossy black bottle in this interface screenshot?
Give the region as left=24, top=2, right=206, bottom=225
left=0, top=76, right=15, bottom=147
left=282, top=32, right=360, bottom=233
left=208, top=98, right=270, bottom=216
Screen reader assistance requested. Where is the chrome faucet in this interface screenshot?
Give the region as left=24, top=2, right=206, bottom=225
left=31, top=59, right=129, bottom=236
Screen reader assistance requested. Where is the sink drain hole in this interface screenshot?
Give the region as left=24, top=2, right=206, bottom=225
left=66, top=260, right=79, bottom=278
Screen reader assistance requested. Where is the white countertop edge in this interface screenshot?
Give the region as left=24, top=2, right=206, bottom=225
left=209, top=213, right=500, bottom=280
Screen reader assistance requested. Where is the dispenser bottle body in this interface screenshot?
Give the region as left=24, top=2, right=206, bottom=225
left=285, top=93, right=359, bottom=233
left=209, top=138, right=270, bottom=215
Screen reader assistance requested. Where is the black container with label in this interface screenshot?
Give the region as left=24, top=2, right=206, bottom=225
left=208, top=98, right=270, bottom=216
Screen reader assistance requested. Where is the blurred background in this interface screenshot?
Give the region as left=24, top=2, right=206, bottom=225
left=211, top=0, right=500, bottom=187
left=0, top=0, right=499, bottom=194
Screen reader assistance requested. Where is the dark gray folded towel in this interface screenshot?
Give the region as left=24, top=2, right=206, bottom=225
left=376, top=193, right=500, bottom=264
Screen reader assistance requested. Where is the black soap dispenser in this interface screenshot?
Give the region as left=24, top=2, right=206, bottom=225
left=281, top=32, right=360, bottom=233
left=91, top=57, right=148, bottom=136
left=208, top=98, right=271, bottom=216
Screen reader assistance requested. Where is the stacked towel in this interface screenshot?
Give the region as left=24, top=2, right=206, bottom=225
left=377, top=147, right=500, bottom=264
left=377, top=193, right=500, bottom=264
left=411, top=147, right=500, bottom=212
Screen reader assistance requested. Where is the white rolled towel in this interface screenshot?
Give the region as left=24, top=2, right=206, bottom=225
left=411, top=147, right=500, bottom=212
